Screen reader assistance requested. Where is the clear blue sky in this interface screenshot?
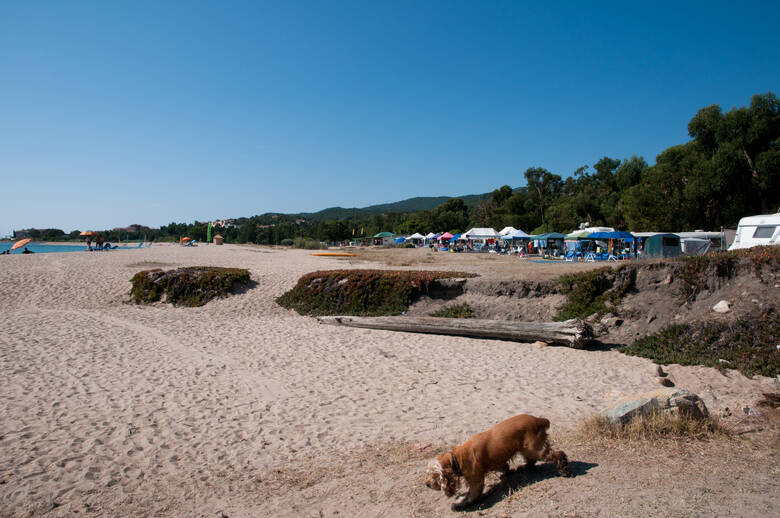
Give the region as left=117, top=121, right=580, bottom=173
left=1, top=0, right=778, bottom=235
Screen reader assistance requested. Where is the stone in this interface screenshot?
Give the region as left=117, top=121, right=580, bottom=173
left=646, top=314, right=656, bottom=324
left=601, top=316, right=624, bottom=328
left=533, top=340, right=549, bottom=347
left=656, top=377, right=675, bottom=387
left=412, top=442, right=432, bottom=452
left=654, top=365, right=667, bottom=377
left=600, top=388, right=709, bottom=425
left=712, top=300, right=731, bottom=313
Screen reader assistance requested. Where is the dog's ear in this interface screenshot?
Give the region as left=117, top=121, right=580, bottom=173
left=441, top=466, right=458, bottom=496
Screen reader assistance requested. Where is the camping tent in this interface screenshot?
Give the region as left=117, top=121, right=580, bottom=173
left=565, top=230, right=591, bottom=239
left=462, top=228, right=500, bottom=239
left=680, top=238, right=711, bottom=256
left=504, top=229, right=531, bottom=240
left=644, top=233, right=681, bottom=258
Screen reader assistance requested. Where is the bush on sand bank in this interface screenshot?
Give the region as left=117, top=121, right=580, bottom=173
left=130, top=266, right=250, bottom=307
left=276, top=269, right=476, bottom=316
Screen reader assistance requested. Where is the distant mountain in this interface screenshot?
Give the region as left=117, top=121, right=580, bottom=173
left=286, top=192, right=496, bottom=221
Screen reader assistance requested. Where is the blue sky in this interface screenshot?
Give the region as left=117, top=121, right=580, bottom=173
left=1, top=1, right=778, bottom=234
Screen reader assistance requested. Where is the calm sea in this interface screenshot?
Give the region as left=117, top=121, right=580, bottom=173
left=0, top=243, right=142, bottom=254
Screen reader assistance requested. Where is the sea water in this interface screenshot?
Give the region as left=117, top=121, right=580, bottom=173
left=0, top=243, right=109, bottom=254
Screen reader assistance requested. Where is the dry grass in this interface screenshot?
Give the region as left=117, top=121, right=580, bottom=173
left=575, top=411, right=731, bottom=444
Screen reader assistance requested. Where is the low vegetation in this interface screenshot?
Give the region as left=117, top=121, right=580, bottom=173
left=554, top=265, right=636, bottom=321
left=276, top=269, right=476, bottom=316
left=430, top=303, right=474, bottom=318
left=576, top=411, right=730, bottom=443
left=130, top=266, right=251, bottom=307
left=619, top=316, right=780, bottom=378
left=671, top=246, right=779, bottom=302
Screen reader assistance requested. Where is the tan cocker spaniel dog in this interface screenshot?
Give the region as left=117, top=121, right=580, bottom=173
left=425, top=414, right=569, bottom=509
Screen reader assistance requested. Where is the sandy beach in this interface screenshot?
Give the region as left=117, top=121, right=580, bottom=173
left=1, top=244, right=777, bottom=517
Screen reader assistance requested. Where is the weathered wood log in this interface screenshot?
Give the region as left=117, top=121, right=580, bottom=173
left=316, top=315, right=594, bottom=348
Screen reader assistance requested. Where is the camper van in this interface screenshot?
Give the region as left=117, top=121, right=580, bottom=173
left=728, top=212, right=780, bottom=250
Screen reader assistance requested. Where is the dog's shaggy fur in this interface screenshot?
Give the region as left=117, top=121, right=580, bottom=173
left=425, top=414, right=569, bottom=509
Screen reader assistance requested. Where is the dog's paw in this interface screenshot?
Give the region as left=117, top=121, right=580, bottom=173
left=451, top=494, right=468, bottom=510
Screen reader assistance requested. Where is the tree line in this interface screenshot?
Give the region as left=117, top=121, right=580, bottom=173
left=16, top=92, right=779, bottom=245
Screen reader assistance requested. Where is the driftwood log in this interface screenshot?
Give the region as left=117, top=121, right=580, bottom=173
left=316, top=316, right=594, bottom=348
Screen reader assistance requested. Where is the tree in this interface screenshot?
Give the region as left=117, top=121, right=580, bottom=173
left=688, top=92, right=780, bottom=218
left=524, top=168, right=562, bottom=228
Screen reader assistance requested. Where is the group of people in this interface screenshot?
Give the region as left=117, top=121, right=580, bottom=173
left=85, top=236, right=111, bottom=251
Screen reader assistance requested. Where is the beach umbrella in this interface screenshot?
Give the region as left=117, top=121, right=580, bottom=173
left=181, top=237, right=191, bottom=242
left=11, top=238, right=32, bottom=250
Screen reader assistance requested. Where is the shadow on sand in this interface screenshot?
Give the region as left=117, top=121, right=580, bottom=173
left=455, top=460, right=598, bottom=512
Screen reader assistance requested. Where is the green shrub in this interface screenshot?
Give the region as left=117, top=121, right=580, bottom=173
left=430, top=303, right=474, bottom=318
left=619, top=316, right=780, bottom=378
left=554, top=266, right=636, bottom=320
left=130, top=266, right=251, bottom=307
left=280, top=238, right=294, bottom=246
left=293, top=237, right=326, bottom=250
left=276, top=269, right=476, bottom=316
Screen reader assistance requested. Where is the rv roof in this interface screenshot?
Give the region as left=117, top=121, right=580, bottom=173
left=736, top=212, right=780, bottom=226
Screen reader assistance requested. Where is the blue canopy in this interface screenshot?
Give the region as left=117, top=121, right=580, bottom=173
left=587, top=231, right=635, bottom=241
left=450, top=233, right=462, bottom=240
left=505, top=229, right=531, bottom=240
left=395, top=237, right=405, bottom=243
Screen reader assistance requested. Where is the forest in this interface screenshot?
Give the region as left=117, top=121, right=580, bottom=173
left=17, top=92, right=779, bottom=245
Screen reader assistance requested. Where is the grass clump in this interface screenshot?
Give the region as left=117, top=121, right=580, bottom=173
left=576, top=411, right=729, bottom=443
left=554, top=265, right=636, bottom=321
left=619, top=316, right=780, bottom=378
left=276, top=269, right=476, bottom=316
left=130, top=266, right=250, bottom=307
left=430, top=303, right=474, bottom=318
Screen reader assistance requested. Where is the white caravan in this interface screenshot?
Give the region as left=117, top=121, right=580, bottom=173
left=728, top=212, right=780, bottom=250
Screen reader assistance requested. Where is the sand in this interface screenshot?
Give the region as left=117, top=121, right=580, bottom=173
left=0, top=244, right=776, bottom=517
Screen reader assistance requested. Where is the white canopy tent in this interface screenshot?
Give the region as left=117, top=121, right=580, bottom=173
left=405, top=232, right=425, bottom=243
left=462, top=228, right=500, bottom=239
left=499, top=226, right=517, bottom=236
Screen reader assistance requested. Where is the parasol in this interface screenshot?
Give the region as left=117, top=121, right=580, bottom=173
left=11, top=238, right=32, bottom=250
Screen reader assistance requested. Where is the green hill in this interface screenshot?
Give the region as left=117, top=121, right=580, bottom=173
left=288, top=192, right=495, bottom=221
